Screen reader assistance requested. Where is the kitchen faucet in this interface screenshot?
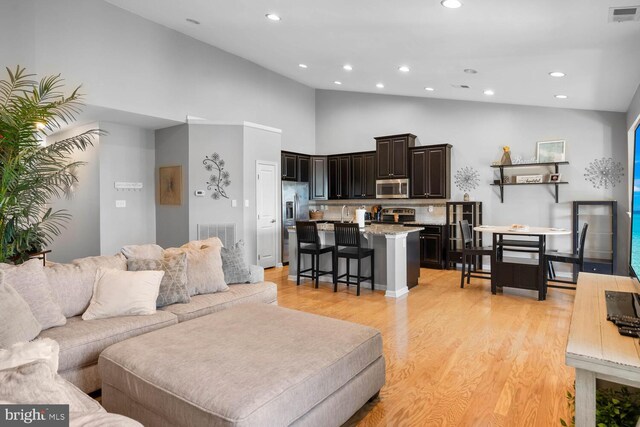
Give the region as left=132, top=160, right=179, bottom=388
left=341, top=205, right=350, bottom=223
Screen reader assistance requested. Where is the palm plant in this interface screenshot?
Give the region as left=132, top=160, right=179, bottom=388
left=0, top=66, right=100, bottom=263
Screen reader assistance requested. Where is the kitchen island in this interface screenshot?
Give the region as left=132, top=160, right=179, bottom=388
left=287, top=223, right=422, bottom=298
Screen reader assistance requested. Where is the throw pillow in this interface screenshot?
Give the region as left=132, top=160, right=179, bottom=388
left=0, top=272, right=42, bottom=348
left=164, top=246, right=228, bottom=296
left=221, top=241, right=251, bottom=284
left=82, top=268, right=164, bottom=320
left=181, top=237, right=223, bottom=251
left=0, top=259, right=66, bottom=330
left=127, top=252, right=190, bottom=308
left=121, top=244, right=164, bottom=260
left=0, top=338, right=59, bottom=374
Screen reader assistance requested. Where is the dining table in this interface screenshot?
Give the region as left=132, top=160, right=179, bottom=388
left=473, top=225, right=572, bottom=300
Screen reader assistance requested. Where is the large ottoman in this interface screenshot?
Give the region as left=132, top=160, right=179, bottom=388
left=99, top=303, right=385, bottom=427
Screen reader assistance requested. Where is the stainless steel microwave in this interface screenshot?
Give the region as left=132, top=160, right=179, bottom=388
left=376, top=179, right=409, bottom=199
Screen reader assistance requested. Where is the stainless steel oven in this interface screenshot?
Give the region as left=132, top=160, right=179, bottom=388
left=376, top=179, right=409, bottom=199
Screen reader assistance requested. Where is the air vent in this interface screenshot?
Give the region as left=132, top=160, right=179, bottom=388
left=609, top=6, right=640, bottom=23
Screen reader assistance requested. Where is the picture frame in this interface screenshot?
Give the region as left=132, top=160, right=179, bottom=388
left=159, top=165, right=182, bottom=205
left=549, top=173, right=562, bottom=182
left=536, top=140, right=566, bottom=163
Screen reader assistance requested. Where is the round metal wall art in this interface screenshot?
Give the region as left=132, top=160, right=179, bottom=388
left=584, top=157, right=623, bottom=189
left=454, top=166, right=480, bottom=192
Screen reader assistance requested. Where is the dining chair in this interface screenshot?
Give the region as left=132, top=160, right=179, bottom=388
left=544, top=223, right=589, bottom=291
left=296, top=221, right=336, bottom=288
left=333, top=223, right=374, bottom=296
left=459, top=220, right=493, bottom=288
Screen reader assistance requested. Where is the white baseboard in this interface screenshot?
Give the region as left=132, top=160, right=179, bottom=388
left=385, top=287, right=409, bottom=298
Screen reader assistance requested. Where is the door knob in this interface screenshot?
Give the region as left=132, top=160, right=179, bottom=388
left=271, top=219, right=276, bottom=223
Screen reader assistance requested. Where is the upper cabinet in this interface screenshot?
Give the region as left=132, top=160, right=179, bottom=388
left=328, top=155, right=351, bottom=199
left=351, top=151, right=376, bottom=199
left=297, top=155, right=310, bottom=183
left=281, top=152, right=298, bottom=181
left=375, top=133, right=416, bottom=179
left=409, top=144, right=452, bottom=199
left=310, top=156, right=328, bottom=200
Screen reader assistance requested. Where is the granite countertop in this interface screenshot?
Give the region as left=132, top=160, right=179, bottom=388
left=404, top=220, right=447, bottom=226
left=289, top=223, right=422, bottom=235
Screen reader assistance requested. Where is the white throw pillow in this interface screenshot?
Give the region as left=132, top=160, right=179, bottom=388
left=82, top=268, right=164, bottom=320
left=121, top=244, right=164, bottom=260
left=181, top=237, right=223, bottom=250
left=0, top=338, right=59, bottom=374
left=164, top=246, right=228, bottom=296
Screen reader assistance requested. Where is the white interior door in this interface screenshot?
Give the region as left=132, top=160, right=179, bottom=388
left=256, top=161, right=278, bottom=268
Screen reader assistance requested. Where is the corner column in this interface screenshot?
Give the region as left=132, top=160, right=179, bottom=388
left=384, top=233, right=409, bottom=298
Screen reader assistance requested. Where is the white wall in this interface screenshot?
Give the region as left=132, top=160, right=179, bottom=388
left=47, top=123, right=101, bottom=263
left=98, top=122, right=156, bottom=255
left=316, top=90, right=629, bottom=274
left=2, top=0, right=315, bottom=153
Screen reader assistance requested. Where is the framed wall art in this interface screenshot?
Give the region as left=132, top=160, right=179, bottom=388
left=159, top=165, right=182, bottom=205
left=536, top=140, right=566, bottom=163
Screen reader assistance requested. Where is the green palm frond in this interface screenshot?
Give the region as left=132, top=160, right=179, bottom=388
left=0, top=65, right=100, bottom=262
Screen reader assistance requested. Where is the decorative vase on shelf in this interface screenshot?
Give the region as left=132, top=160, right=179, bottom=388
left=500, top=146, right=512, bottom=165
left=463, top=193, right=470, bottom=202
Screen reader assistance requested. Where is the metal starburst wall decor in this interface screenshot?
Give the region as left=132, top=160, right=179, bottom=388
left=584, top=157, right=624, bottom=189
left=203, top=152, right=231, bottom=199
left=454, top=166, right=481, bottom=192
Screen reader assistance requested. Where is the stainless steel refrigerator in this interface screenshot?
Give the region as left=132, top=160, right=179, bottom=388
left=282, top=182, right=309, bottom=264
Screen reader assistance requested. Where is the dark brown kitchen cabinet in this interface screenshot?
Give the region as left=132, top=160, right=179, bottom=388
left=416, top=225, right=445, bottom=269
left=409, top=144, right=452, bottom=199
left=351, top=151, right=376, bottom=199
left=297, top=155, right=310, bottom=183
left=328, top=155, right=351, bottom=199
left=281, top=152, right=297, bottom=181
left=310, top=156, right=328, bottom=200
left=375, top=133, right=416, bottom=179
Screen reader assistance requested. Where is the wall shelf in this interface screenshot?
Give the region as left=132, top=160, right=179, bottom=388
left=491, top=161, right=569, bottom=203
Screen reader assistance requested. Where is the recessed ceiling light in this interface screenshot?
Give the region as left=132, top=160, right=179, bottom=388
left=334, top=81, right=342, bottom=85
left=298, top=64, right=308, bottom=69
left=424, top=87, right=435, bottom=91
left=483, top=89, right=495, bottom=96
left=343, top=64, right=353, bottom=71
left=265, top=13, right=281, bottom=21
left=398, top=65, right=410, bottom=73
left=186, top=18, right=200, bottom=25
left=549, top=71, right=566, bottom=78
left=555, top=94, right=568, bottom=99
left=441, top=0, right=462, bottom=9
left=376, top=83, right=385, bottom=89
left=464, top=68, right=478, bottom=74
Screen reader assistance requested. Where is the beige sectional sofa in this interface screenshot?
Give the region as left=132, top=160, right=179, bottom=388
left=37, top=254, right=277, bottom=393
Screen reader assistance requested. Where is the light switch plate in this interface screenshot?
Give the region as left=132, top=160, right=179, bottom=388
left=244, top=200, right=249, bottom=207
left=115, top=200, right=126, bottom=208
left=231, top=199, right=237, bottom=207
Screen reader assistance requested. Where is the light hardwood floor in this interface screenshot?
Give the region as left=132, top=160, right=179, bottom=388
left=266, top=266, right=575, bottom=427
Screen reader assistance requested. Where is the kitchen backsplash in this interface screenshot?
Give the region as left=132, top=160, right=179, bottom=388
left=309, top=200, right=448, bottom=224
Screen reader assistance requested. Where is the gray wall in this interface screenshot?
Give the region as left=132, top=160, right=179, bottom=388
left=155, top=125, right=190, bottom=248
left=187, top=125, right=245, bottom=243
left=628, top=83, right=640, bottom=131
left=316, top=90, right=630, bottom=274
left=98, top=122, right=156, bottom=255
left=3, top=0, right=315, bottom=153
left=47, top=123, right=101, bottom=263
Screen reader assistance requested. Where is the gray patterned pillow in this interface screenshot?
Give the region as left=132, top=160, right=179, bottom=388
left=127, top=253, right=190, bottom=308
left=221, top=241, right=251, bottom=284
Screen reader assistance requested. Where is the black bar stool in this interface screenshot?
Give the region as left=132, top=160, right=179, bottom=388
left=459, top=220, right=493, bottom=288
left=296, top=221, right=336, bottom=288
left=333, top=223, right=374, bottom=296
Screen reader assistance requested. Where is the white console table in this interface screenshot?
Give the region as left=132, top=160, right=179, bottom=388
left=565, top=273, right=640, bottom=427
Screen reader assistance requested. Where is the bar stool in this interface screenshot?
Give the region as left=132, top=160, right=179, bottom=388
left=333, top=223, right=374, bottom=296
left=459, top=220, right=493, bottom=288
left=295, top=221, right=336, bottom=288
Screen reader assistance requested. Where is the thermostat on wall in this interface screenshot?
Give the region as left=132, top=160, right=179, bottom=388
left=194, top=190, right=206, bottom=197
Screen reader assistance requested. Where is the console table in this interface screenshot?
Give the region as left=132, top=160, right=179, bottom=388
left=566, top=273, right=640, bottom=427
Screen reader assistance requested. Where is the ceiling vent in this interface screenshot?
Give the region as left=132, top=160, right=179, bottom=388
left=608, top=6, right=640, bottom=23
